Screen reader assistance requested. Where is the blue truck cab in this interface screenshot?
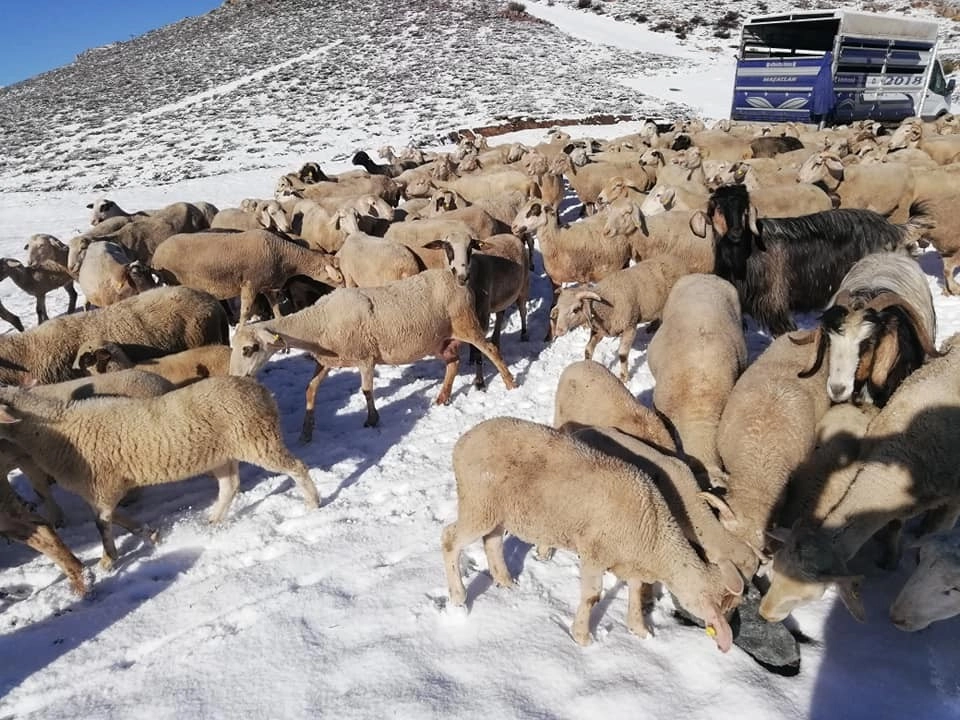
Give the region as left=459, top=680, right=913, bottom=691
left=731, top=9, right=954, bottom=124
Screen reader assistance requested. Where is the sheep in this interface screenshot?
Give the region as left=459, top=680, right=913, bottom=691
left=551, top=255, right=687, bottom=382
left=73, top=341, right=232, bottom=388
left=24, top=233, right=69, bottom=266
left=286, top=173, right=402, bottom=207
left=432, top=169, right=537, bottom=206
left=229, top=268, right=517, bottom=440
left=443, top=417, right=744, bottom=651
left=0, top=286, right=229, bottom=386
left=9, top=368, right=178, bottom=526
left=150, top=229, right=343, bottom=326
left=0, top=376, right=319, bottom=568
left=75, top=241, right=156, bottom=309
left=709, top=333, right=832, bottom=556
left=888, top=120, right=960, bottom=165
left=759, top=333, right=960, bottom=621
left=695, top=184, right=932, bottom=335
left=0, top=477, right=87, bottom=596
left=300, top=193, right=396, bottom=224
left=596, top=175, right=650, bottom=209
left=87, top=199, right=210, bottom=233
left=791, top=252, right=939, bottom=407
left=67, top=216, right=186, bottom=271
left=553, top=359, right=675, bottom=453
left=796, top=152, right=916, bottom=222
left=335, top=232, right=423, bottom=288
left=0, top=258, right=77, bottom=324
left=552, top=151, right=656, bottom=212
left=384, top=205, right=507, bottom=246
left=510, top=199, right=633, bottom=326
left=462, top=232, right=530, bottom=389
left=567, top=425, right=759, bottom=580
left=601, top=200, right=715, bottom=274
left=889, top=530, right=960, bottom=631
left=708, top=161, right=833, bottom=217
left=647, top=274, right=747, bottom=483
left=210, top=200, right=291, bottom=234
left=639, top=184, right=708, bottom=216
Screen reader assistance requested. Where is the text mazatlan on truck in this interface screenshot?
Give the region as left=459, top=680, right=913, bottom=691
left=730, top=9, right=955, bottom=125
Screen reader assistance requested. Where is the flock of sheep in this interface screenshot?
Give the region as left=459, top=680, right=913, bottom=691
left=5, top=112, right=960, bottom=659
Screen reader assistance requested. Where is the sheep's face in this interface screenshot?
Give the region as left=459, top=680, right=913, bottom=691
left=640, top=186, right=674, bottom=216
left=552, top=291, right=590, bottom=336
left=888, top=122, right=922, bottom=150
left=260, top=203, right=291, bottom=233
left=890, top=535, right=960, bottom=631
left=67, top=236, right=93, bottom=275
left=597, top=177, right=631, bottom=207
left=759, top=567, right=830, bottom=623
left=425, top=234, right=476, bottom=287
left=87, top=198, right=118, bottom=226
left=230, top=327, right=282, bottom=376
left=511, top=200, right=548, bottom=237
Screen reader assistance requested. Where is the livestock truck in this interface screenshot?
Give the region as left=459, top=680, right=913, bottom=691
left=730, top=9, right=954, bottom=125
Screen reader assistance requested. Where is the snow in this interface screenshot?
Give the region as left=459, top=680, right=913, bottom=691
left=3, top=3, right=960, bottom=719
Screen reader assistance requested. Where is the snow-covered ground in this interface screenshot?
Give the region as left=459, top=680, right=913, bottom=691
left=2, top=3, right=960, bottom=719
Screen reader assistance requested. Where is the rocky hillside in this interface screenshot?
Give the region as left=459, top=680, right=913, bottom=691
left=0, top=0, right=692, bottom=193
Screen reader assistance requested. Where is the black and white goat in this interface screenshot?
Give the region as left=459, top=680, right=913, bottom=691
left=791, top=252, right=942, bottom=407
left=691, top=185, right=932, bottom=335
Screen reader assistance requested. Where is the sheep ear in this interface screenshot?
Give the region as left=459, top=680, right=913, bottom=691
left=4, top=259, right=18, bottom=269
left=0, top=405, right=19, bottom=424
left=699, top=491, right=738, bottom=528
left=837, top=577, right=867, bottom=623
left=94, top=348, right=112, bottom=375
left=576, top=290, right=606, bottom=306
left=530, top=182, right=542, bottom=199
left=660, top=187, right=676, bottom=205
left=689, top=211, right=709, bottom=238
left=766, top=527, right=793, bottom=545
left=734, top=163, right=748, bottom=181
left=86, top=203, right=94, bottom=209
left=718, top=559, right=745, bottom=596
left=422, top=239, right=448, bottom=251
left=824, top=157, right=845, bottom=180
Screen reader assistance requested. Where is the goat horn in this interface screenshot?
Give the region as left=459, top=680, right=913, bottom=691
left=797, top=326, right=828, bottom=378
left=865, top=292, right=943, bottom=358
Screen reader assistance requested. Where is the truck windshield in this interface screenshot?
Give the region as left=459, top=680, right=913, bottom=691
left=930, top=60, right=947, bottom=94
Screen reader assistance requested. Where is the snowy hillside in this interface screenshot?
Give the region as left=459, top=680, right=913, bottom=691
left=2, top=1, right=960, bottom=719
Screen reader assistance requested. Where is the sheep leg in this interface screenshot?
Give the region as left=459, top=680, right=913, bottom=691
left=65, top=282, right=78, bottom=314
left=263, top=289, right=284, bottom=320
left=451, top=318, right=516, bottom=392
left=572, top=563, right=604, bottom=645
left=359, top=362, right=380, bottom=428
left=544, top=281, right=561, bottom=341
left=35, top=294, right=48, bottom=324
left=94, top=509, right=120, bottom=570
left=942, top=253, right=960, bottom=296
left=436, top=340, right=462, bottom=406
left=874, top=519, right=904, bottom=571
left=110, top=507, right=159, bottom=545
left=617, top=327, right=637, bottom=382
left=441, top=521, right=482, bottom=607
left=251, top=449, right=320, bottom=509
left=481, top=526, right=514, bottom=589
left=300, top=361, right=331, bottom=443
left=237, top=284, right=257, bottom=327
left=1, top=515, right=86, bottom=596
left=584, top=330, right=601, bottom=361
left=626, top=578, right=652, bottom=639
left=516, top=300, right=529, bottom=342
left=208, top=460, right=240, bottom=523
left=0, top=301, right=23, bottom=332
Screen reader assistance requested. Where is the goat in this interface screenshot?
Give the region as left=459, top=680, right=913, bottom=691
left=691, top=185, right=932, bottom=335
left=791, top=252, right=941, bottom=407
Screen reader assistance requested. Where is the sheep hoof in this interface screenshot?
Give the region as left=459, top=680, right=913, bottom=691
left=573, top=627, right=593, bottom=646
left=363, top=413, right=380, bottom=428
left=298, top=430, right=314, bottom=444
left=534, top=545, right=555, bottom=562
left=98, top=555, right=114, bottom=572
left=520, top=332, right=529, bottom=342
left=473, top=377, right=486, bottom=390
left=627, top=617, right=650, bottom=639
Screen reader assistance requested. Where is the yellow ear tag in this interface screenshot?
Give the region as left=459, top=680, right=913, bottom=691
left=705, top=625, right=717, bottom=638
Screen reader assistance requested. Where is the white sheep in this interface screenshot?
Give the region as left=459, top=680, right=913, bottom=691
left=211, top=200, right=291, bottom=234
left=647, top=274, right=746, bottom=483
left=567, top=425, right=759, bottom=580
left=0, top=285, right=229, bottom=386
left=604, top=200, right=715, bottom=273
left=796, top=152, right=916, bottom=222
left=75, top=241, right=156, bottom=309
left=0, top=258, right=78, bottom=323
left=710, top=333, right=831, bottom=555
left=150, top=229, right=343, bottom=326
left=73, top=341, right=232, bottom=388
left=0, top=375, right=319, bottom=569
left=553, top=359, right=675, bottom=453
left=229, top=268, right=517, bottom=441
left=443, top=417, right=743, bottom=650
left=889, top=530, right=960, bottom=631
left=551, top=255, right=687, bottom=382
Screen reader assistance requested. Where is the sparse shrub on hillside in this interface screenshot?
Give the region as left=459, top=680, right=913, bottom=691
left=652, top=20, right=673, bottom=32
left=507, top=1, right=526, bottom=11
left=630, top=12, right=648, bottom=22
left=943, top=58, right=960, bottom=75
left=755, top=1, right=768, bottom=11
left=689, top=15, right=705, bottom=27
left=577, top=0, right=592, bottom=8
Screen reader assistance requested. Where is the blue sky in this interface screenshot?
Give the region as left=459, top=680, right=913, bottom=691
left=0, top=0, right=223, bottom=87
